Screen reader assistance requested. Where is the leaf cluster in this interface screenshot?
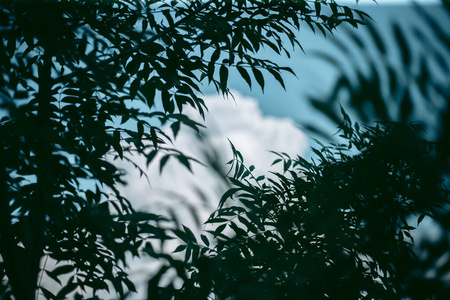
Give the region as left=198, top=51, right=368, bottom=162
left=169, top=118, right=448, bottom=299
left=302, top=6, right=450, bottom=296
left=306, top=4, right=450, bottom=142
left=0, top=0, right=370, bottom=298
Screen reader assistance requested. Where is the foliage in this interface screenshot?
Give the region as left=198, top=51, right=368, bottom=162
left=0, top=0, right=369, bottom=299
left=303, top=4, right=450, bottom=297
left=305, top=4, right=449, bottom=145
left=170, top=117, right=448, bottom=299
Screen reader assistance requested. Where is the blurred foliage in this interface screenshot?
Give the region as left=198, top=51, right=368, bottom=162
left=301, top=3, right=450, bottom=298
left=305, top=4, right=449, bottom=147
left=0, top=0, right=368, bottom=299
left=158, top=116, right=449, bottom=299
left=153, top=5, right=450, bottom=298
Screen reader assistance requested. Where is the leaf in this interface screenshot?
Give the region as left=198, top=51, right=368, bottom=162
left=393, top=23, right=411, bottom=67
left=417, top=214, right=426, bottom=226
left=130, top=78, right=140, bottom=99
left=210, top=48, right=221, bottom=65
left=60, top=96, right=80, bottom=104
left=63, top=89, right=80, bottom=96
left=252, top=67, right=265, bottom=91
left=119, top=212, right=164, bottom=222
left=219, top=188, right=239, bottom=207
left=229, top=221, right=247, bottom=237
left=238, top=215, right=258, bottom=233
left=340, top=104, right=352, bottom=126
left=176, top=154, right=191, bottom=171
left=159, top=155, right=171, bottom=173
left=162, top=9, right=174, bottom=27
left=57, top=281, right=77, bottom=298
left=44, top=270, right=62, bottom=285
left=112, top=130, right=123, bottom=159
left=200, top=234, right=210, bottom=247
left=172, top=244, right=187, bottom=253
left=27, top=55, right=39, bottom=69
left=268, top=68, right=286, bottom=90
left=400, top=90, right=413, bottom=121
left=7, top=36, right=15, bottom=57
left=256, top=175, right=265, bottom=181
left=214, top=224, right=227, bottom=236
left=150, top=127, right=158, bottom=148
left=120, top=115, right=130, bottom=125
left=237, top=66, right=252, bottom=89
left=40, top=287, right=56, bottom=299
left=271, top=158, right=282, bottom=166
left=219, top=64, right=228, bottom=91
left=126, top=57, right=140, bottom=74
left=207, top=49, right=220, bottom=82
left=162, top=90, right=174, bottom=113
left=184, top=246, right=192, bottom=262
left=142, top=19, right=148, bottom=32
left=183, top=225, right=197, bottom=243
left=315, top=1, right=321, bottom=19
left=51, top=264, right=75, bottom=277
left=366, top=20, right=386, bottom=55
left=84, top=280, right=109, bottom=291
left=403, top=230, right=414, bottom=243
left=141, top=81, right=156, bottom=107
left=137, top=121, right=144, bottom=138
left=171, top=121, right=180, bottom=138
left=205, top=217, right=229, bottom=224
left=172, top=230, right=189, bottom=244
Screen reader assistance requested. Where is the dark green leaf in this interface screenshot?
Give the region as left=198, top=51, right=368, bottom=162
left=237, top=66, right=252, bottom=89
left=252, top=68, right=264, bottom=91
left=219, top=64, right=228, bottom=91
left=51, top=265, right=75, bottom=277
left=173, top=244, right=187, bottom=253
left=393, top=23, right=411, bottom=67
left=200, top=234, right=209, bottom=247
left=159, top=155, right=171, bottom=173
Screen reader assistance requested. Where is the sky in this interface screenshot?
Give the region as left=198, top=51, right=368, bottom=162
left=117, top=91, right=309, bottom=296
left=205, top=2, right=449, bottom=142
left=0, top=1, right=445, bottom=299
left=112, top=2, right=450, bottom=297
left=120, top=91, right=308, bottom=218
left=113, top=3, right=450, bottom=297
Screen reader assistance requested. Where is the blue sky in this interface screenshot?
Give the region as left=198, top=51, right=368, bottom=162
left=116, top=2, right=450, bottom=297
left=218, top=3, right=444, bottom=127
left=33, top=1, right=447, bottom=298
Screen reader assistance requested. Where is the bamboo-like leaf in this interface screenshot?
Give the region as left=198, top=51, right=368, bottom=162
left=393, top=23, right=411, bottom=67
left=219, top=64, right=228, bottom=91
left=172, top=244, right=187, bottom=253
left=237, top=65, right=252, bottom=89
left=252, top=67, right=265, bottom=91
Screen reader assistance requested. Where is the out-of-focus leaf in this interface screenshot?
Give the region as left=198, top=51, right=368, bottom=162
left=393, top=23, right=411, bottom=67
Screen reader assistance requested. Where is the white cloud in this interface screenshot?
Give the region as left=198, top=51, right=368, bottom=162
left=120, top=91, right=308, bottom=218
left=118, top=91, right=309, bottom=297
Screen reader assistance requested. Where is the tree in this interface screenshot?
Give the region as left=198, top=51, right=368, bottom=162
left=171, top=116, right=448, bottom=299
left=305, top=4, right=449, bottom=151
left=302, top=4, right=450, bottom=296
left=0, top=0, right=367, bottom=298
left=154, top=4, right=450, bottom=299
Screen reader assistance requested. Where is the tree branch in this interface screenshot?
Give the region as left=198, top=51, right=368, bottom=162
left=53, top=0, right=215, bottom=85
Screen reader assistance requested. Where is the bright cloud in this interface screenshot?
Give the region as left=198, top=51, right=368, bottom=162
left=119, top=91, right=309, bottom=297
left=120, top=91, right=308, bottom=220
